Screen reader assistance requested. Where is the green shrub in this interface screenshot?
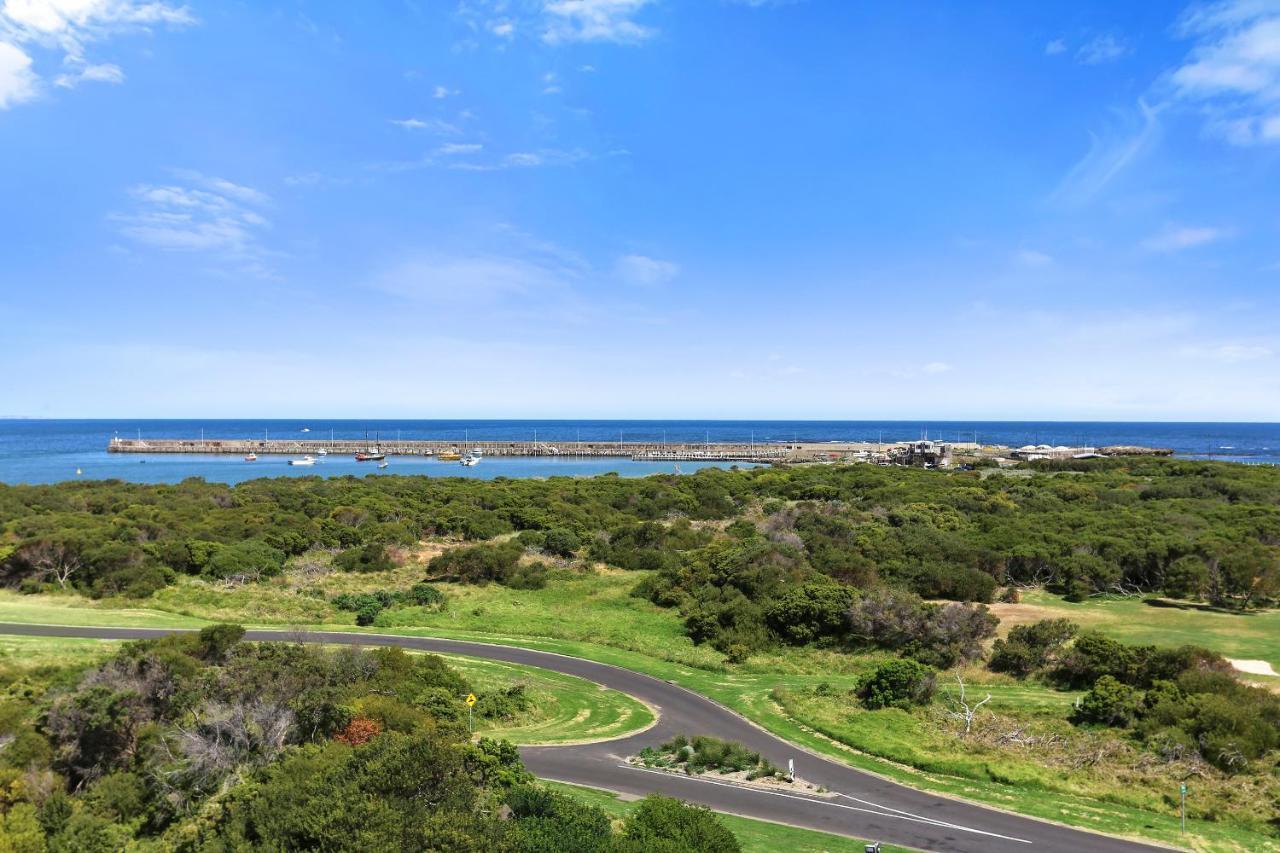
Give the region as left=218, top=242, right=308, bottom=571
left=857, top=659, right=936, bottom=710
left=334, top=543, right=395, bottom=573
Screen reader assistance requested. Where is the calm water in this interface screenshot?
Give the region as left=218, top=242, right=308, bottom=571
left=1, top=419, right=1277, bottom=485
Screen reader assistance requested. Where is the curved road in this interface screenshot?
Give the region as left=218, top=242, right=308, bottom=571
left=0, top=624, right=1165, bottom=853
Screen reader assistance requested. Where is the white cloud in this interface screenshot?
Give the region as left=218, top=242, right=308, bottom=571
left=390, top=117, right=460, bottom=133
left=542, top=0, right=656, bottom=45
left=0, top=40, right=36, bottom=107
left=922, top=361, right=953, bottom=375
left=1044, top=38, right=1067, bottom=56
left=432, top=84, right=457, bottom=99
left=1050, top=99, right=1160, bottom=205
left=53, top=59, right=121, bottom=86
left=113, top=171, right=274, bottom=273
left=1141, top=224, right=1227, bottom=252
left=1076, top=33, right=1129, bottom=64
left=616, top=253, right=678, bottom=285
left=1169, top=0, right=1280, bottom=144
left=1014, top=249, right=1053, bottom=267
left=437, top=142, right=482, bottom=155
left=489, top=18, right=514, bottom=38
left=0, top=0, right=193, bottom=103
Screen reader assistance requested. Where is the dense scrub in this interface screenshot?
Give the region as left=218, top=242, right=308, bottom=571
left=0, top=627, right=739, bottom=851
left=991, top=619, right=1280, bottom=773
left=2, top=459, right=1276, bottom=609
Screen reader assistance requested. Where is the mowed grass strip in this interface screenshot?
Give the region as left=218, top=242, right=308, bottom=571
left=542, top=781, right=914, bottom=853
left=438, top=654, right=655, bottom=744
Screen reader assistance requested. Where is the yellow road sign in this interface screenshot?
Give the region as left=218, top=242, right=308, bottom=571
left=465, top=693, right=477, bottom=706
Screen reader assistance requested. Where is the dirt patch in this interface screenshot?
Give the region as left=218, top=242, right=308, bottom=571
left=1229, top=658, right=1279, bottom=677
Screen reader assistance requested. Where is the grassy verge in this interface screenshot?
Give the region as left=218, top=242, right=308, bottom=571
left=543, top=781, right=914, bottom=853
left=438, top=653, right=655, bottom=744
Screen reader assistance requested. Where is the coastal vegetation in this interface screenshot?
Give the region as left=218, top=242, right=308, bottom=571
left=1, top=458, right=1279, bottom=848
left=0, top=628, right=728, bottom=851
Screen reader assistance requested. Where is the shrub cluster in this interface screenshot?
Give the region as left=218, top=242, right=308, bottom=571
left=426, top=542, right=548, bottom=590
left=639, top=734, right=783, bottom=781
left=332, top=583, right=445, bottom=625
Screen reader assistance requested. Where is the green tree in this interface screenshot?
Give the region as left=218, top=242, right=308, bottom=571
left=857, top=659, right=936, bottom=710
left=619, top=794, right=741, bottom=853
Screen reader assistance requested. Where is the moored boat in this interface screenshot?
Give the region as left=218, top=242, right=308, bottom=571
left=244, top=453, right=258, bottom=461
left=289, top=456, right=316, bottom=466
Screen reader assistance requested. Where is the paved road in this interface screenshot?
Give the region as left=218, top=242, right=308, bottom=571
left=0, top=624, right=1166, bottom=853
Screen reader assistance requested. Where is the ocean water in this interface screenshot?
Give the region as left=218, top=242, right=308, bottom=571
left=0, top=419, right=1277, bottom=485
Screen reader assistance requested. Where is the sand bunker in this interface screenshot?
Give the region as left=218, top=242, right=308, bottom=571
left=1229, top=658, right=1279, bottom=677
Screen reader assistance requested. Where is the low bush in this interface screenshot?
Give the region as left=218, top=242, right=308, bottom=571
left=857, top=659, right=936, bottom=710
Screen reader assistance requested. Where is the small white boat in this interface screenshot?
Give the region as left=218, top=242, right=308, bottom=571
left=244, top=453, right=258, bottom=462
left=289, top=456, right=316, bottom=466
left=377, top=460, right=389, bottom=469
left=301, top=427, right=310, bottom=433
left=460, top=454, right=480, bottom=467
left=317, top=448, right=327, bottom=456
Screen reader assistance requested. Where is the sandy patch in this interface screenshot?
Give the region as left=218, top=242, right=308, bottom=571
left=1229, top=658, right=1279, bottom=677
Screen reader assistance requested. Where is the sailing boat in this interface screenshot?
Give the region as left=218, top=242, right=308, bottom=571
left=355, top=430, right=385, bottom=462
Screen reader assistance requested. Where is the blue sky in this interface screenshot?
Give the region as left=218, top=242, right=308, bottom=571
left=2, top=0, right=1279, bottom=420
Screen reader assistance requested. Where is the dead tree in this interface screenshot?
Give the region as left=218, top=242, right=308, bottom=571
left=944, top=674, right=991, bottom=737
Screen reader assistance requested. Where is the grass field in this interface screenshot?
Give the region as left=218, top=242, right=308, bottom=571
left=991, top=589, right=1280, bottom=674
left=439, top=654, right=655, bottom=744
left=543, top=781, right=913, bottom=853
left=1, top=573, right=1278, bottom=850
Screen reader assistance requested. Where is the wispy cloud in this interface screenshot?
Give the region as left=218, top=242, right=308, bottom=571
left=1077, top=33, right=1129, bottom=64
left=53, top=60, right=122, bottom=87
left=1014, top=249, right=1054, bottom=267
left=1168, top=0, right=1280, bottom=145
left=1049, top=99, right=1160, bottom=205
left=1181, top=343, right=1273, bottom=363
left=113, top=170, right=275, bottom=275
left=1044, top=38, right=1067, bottom=56
left=1141, top=224, right=1227, bottom=252
left=542, top=0, right=656, bottom=45
left=921, top=361, right=953, bottom=375
left=437, top=142, right=483, bottom=155
left=0, top=0, right=194, bottom=107
left=390, top=117, right=460, bottom=133
left=616, top=253, right=679, bottom=285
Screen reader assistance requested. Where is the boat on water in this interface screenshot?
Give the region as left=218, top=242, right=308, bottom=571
left=355, top=429, right=385, bottom=461
left=300, top=427, right=310, bottom=433
left=460, top=454, right=480, bottom=467
left=317, top=448, right=327, bottom=456
left=289, top=456, right=316, bottom=466
left=377, top=461, right=389, bottom=469
left=244, top=453, right=258, bottom=462
left=438, top=451, right=461, bottom=461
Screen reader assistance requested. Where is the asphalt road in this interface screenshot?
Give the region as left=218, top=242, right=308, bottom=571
left=0, top=623, right=1166, bottom=853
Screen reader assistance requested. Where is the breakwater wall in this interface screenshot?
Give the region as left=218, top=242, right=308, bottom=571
left=107, top=437, right=798, bottom=462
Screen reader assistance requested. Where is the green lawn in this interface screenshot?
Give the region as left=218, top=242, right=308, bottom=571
left=543, top=781, right=914, bottom=853
left=439, top=653, right=655, bottom=744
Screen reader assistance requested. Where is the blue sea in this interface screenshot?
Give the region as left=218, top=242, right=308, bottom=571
left=0, top=420, right=1277, bottom=485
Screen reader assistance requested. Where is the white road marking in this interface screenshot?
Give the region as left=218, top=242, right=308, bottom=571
left=616, top=764, right=1032, bottom=844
